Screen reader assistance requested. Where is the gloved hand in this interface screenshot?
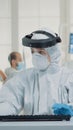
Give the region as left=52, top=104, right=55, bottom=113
left=52, top=103, right=73, bottom=116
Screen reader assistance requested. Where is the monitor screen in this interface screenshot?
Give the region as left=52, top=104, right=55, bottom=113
left=69, top=33, right=73, bottom=53
left=70, top=33, right=73, bottom=45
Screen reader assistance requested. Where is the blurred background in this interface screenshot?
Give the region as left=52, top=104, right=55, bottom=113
left=0, top=0, right=73, bottom=70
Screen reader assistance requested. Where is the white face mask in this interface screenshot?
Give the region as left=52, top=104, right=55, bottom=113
left=32, top=52, right=49, bottom=71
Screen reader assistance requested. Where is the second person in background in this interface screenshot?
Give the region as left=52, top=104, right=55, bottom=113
left=5, top=51, right=25, bottom=80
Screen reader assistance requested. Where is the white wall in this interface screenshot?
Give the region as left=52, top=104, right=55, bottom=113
left=0, top=0, right=73, bottom=70
left=19, top=0, right=60, bottom=43
left=18, top=0, right=60, bottom=68
left=0, top=0, right=11, bottom=70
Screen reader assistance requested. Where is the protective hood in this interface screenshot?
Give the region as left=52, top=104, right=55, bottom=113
left=31, top=28, right=62, bottom=64
left=45, top=44, right=61, bottom=64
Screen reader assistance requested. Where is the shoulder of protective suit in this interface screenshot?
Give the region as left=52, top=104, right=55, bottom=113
left=25, top=68, right=36, bottom=77
left=16, top=68, right=35, bottom=79
left=62, top=66, right=73, bottom=75
left=24, top=67, right=35, bottom=74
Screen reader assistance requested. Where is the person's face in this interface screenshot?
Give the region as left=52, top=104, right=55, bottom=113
left=16, top=53, right=22, bottom=62
left=31, top=48, right=50, bottom=62
left=15, top=53, right=23, bottom=66
left=11, top=53, right=23, bottom=69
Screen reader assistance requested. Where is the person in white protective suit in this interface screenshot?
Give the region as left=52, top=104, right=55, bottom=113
left=0, top=28, right=73, bottom=115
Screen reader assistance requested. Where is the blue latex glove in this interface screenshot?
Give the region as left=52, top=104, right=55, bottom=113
left=52, top=103, right=73, bottom=116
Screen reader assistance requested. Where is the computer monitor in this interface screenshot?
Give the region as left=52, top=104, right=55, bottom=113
left=69, top=33, right=73, bottom=53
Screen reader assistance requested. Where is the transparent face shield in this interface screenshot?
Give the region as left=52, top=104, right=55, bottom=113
left=23, top=46, right=33, bottom=68
left=22, top=30, right=61, bottom=69
left=23, top=47, right=51, bottom=70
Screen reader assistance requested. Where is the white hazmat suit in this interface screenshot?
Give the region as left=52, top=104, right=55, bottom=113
left=0, top=29, right=73, bottom=115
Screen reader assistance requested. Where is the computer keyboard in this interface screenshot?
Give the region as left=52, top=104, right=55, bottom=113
left=0, top=115, right=71, bottom=122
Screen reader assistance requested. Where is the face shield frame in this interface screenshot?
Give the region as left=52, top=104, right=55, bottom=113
left=22, top=30, right=61, bottom=48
